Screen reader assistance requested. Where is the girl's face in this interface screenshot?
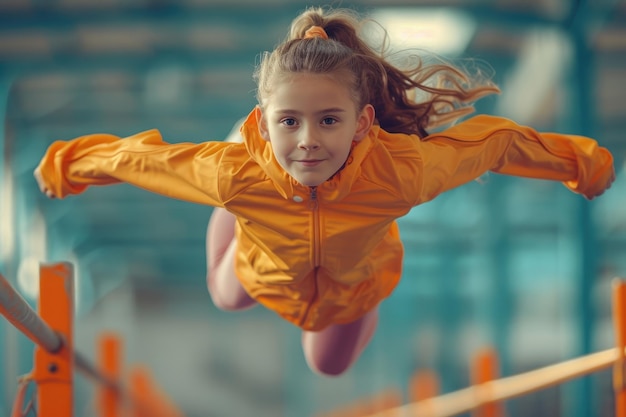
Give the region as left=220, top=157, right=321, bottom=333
left=258, top=72, right=374, bottom=187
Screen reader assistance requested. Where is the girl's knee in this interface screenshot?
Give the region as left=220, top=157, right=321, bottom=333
left=301, top=331, right=359, bottom=377
left=208, top=291, right=242, bottom=311
left=209, top=290, right=256, bottom=311
left=302, top=309, right=379, bottom=376
left=207, top=272, right=257, bottom=311
left=305, top=352, right=352, bottom=377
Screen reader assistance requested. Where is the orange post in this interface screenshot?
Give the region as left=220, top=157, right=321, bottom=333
left=128, top=366, right=185, bottom=417
left=409, top=369, right=439, bottom=417
left=409, top=369, right=440, bottom=402
left=470, top=347, right=503, bottom=417
left=613, top=280, right=626, bottom=417
left=32, top=262, right=74, bottom=417
left=364, top=388, right=403, bottom=417
left=98, top=332, right=122, bottom=417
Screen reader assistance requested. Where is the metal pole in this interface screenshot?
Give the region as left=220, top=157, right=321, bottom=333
left=0, top=273, right=62, bottom=353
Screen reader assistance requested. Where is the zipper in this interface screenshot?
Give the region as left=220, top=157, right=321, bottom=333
left=309, top=186, right=320, bottom=267
left=300, top=186, right=320, bottom=328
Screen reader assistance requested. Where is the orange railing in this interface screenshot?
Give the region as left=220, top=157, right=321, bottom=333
left=318, top=279, right=626, bottom=417
left=0, top=262, right=185, bottom=417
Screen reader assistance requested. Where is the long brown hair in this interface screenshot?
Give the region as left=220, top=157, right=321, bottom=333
left=254, top=7, right=500, bottom=137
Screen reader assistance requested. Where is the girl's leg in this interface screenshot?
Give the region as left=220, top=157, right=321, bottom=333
left=301, top=307, right=379, bottom=376
left=206, top=207, right=256, bottom=311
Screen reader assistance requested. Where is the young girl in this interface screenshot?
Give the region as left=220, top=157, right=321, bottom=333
left=34, top=7, right=614, bottom=377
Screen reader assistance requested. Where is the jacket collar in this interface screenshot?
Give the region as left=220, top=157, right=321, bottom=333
left=240, top=107, right=380, bottom=202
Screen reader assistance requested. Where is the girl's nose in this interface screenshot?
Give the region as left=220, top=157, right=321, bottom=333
left=298, top=129, right=320, bottom=150
left=299, top=141, right=320, bottom=151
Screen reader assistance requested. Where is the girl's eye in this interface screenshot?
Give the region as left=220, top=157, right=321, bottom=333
left=321, top=117, right=337, bottom=125
left=280, top=118, right=297, bottom=127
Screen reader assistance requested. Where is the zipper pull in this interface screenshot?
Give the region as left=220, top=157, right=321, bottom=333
left=309, top=186, right=318, bottom=209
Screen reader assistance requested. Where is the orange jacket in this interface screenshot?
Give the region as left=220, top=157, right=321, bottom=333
left=37, top=108, right=614, bottom=330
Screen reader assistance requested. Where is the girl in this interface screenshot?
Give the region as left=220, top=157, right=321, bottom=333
left=34, top=7, right=615, bottom=376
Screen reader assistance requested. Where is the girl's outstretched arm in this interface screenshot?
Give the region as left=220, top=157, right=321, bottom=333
left=34, top=129, right=238, bottom=206
left=411, top=115, right=615, bottom=203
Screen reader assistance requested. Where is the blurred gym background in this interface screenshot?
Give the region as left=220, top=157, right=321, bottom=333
left=1, top=0, right=625, bottom=416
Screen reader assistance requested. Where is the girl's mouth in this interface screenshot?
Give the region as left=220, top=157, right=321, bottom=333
left=298, top=160, right=323, bottom=167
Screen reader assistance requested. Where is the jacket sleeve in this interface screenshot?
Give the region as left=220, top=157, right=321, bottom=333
left=36, top=129, right=234, bottom=206
left=413, top=114, right=615, bottom=204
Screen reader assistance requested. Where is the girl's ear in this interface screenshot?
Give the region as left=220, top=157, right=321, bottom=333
left=353, top=104, right=375, bottom=142
left=255, top=106, right=270, bottom=141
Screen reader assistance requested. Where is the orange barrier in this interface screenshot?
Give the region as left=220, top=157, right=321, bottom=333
left=317, top=279, right=626, bottom=417
left=0, top=262, right=185, bottom=417
left=358, top=278, right=626, bottom=417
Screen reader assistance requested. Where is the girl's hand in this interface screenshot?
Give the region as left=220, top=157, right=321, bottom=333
left=587, top=169, right=616, bottom=200
left=34, top=166, right=56, bottom=199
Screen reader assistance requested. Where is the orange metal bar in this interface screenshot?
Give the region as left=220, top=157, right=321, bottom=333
left=32, top=262, right=74, bottom=417
left=1, top=270, right=119, bottom=388
left=613, top=280, right=626, bottom=417
left=2, top=266, right=185, bottom=416
left=98, top=332, right=122, bottom=417
left=470, top=348, right=503, bottom=417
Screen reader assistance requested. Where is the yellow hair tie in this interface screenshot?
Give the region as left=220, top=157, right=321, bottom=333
left=304, top=26, right=329, bottom=40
